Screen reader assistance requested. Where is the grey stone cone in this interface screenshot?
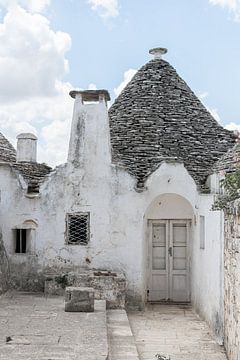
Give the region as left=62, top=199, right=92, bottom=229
left=109, top=58, right=236, bottom=191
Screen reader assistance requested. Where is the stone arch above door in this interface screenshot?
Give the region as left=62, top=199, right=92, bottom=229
left=146, top=193, right=194, bottom=220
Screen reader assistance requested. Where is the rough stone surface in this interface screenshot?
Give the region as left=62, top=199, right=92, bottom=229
left=224, top=199, right=240, bottom=360
left=45, top=270, right=126, bottom=309
left=128, top=304, right=227, bottom=360
left=109, top=59, right=236, bottom=190
left=214, top=142, right=240, bottom=174
left=0, top=133, right=16, bottom=163
left=107, top=309, right=140, bottom=359
left=12, top=161, right=52, bottom=193
left=65, top=286, right=94, bottom=312
left=0, top=232, right=9, bottom=294
left=0, top=291, right=108, bottom=359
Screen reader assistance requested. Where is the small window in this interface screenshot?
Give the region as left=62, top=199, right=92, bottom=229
left=66, top=213, right=90, bottom=245
left=200, top=216, right=205, bottom=250
left=15, top=229, right=27, bottom=253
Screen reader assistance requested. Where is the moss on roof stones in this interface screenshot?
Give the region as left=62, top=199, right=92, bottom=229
left=109, top=59, right=236, bottom=191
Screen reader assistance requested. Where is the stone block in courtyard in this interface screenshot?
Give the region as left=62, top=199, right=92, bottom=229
left=64, top=286, right=94, bottom=312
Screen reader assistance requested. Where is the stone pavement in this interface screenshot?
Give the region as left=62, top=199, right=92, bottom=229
left=0, top=291, right=108, bottom=360
left=128, top=304, right=227, bottom=360
left=107, top=309, right=139, bottom=360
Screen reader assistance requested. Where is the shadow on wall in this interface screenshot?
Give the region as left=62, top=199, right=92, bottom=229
left=0, top=230, right=10, bottom=294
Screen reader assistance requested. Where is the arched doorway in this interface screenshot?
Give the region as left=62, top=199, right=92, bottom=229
left=145, top=193, right=194, bottom=303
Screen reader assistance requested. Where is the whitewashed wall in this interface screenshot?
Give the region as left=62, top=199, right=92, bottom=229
left=191, top=195, right=224, bottom=342
left=0, top=99, right=225, bottom=339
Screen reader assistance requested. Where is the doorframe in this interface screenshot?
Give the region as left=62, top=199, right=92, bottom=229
left=147, top=218, right=192, bottom=303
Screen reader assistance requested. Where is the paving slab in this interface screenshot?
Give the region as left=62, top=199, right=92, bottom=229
left=107, top=309, right=140, bottom=360
left=128, top=304, right=227, bottom=360
left=0, top=291, right=108, bottom=360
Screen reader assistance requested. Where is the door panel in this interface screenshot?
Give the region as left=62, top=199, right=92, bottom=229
left=149, top=221, right=168, bottom=301
left=152, top=223, right=166, bottom=270
left=148, top=219, right=190, bottom=302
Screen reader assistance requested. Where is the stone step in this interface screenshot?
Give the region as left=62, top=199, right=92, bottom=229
left=107, top=309, right=140, bottom=360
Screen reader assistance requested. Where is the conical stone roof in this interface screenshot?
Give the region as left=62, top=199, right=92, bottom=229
left=214, top=143, right=240, bottom=174
left=0, top=132, right=16, bottom=163
left=109, top=57, right=236, bottom=191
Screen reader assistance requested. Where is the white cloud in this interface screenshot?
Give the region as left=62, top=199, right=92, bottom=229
left=88, top=83, right=97, bottom=90
left=225, top=122, right=240, bottom=132
left=114, top=68, right=137, bottom=97
left=197, top=91, right=221, bottom=123
left=0, top=5, right=73, bottom=167
left=0, top=0, right=50, bottom=13
left=88, top=0, right=119, bottom=18
left=0, top=82, right=73, bottom=168
left=209, top=0, right=240, bottom=21
left=209, top=108, right=221, bottom=123
left=0, top=6, right=71, bottom=101
left=198, top=91, right=209, bottom=100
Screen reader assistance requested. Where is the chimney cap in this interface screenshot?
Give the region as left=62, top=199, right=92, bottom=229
left=149, top=47, right=168, bottom=59
left=69, top=89, right=111, bottom=102
left=16, top=133, right=37, bottom=140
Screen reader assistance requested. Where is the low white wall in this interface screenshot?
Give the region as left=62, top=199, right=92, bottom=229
left=191, top=195, right=224, bottom=342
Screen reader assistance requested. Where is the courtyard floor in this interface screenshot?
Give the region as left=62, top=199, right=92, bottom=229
left=0, top=291, right=108, bottom=360
left=128, top=304, right=227, bottom=360
left=0, top=292, right=228, bottom=360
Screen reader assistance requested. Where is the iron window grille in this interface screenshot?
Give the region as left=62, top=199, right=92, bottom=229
left=66, top=213, right=90, bottom=245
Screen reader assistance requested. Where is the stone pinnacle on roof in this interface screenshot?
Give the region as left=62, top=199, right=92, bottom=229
left=109, top=50, right=236, bottom=191
left=149, top=47, right=168, bottom=60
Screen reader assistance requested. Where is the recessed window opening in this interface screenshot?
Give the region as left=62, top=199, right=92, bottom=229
left=15, top=229, right=27, bottom=253
left=66, top=213, right=90, bottom=245
left=200, top=216, right=205, bottom=250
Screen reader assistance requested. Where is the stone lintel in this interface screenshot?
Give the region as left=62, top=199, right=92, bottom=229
left=69, top=90, right=111, bottom=102
left=16, top=133, right=37, bottom=140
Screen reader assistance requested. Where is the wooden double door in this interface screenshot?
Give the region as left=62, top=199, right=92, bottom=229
left=148, top=220, right=190, bottom=302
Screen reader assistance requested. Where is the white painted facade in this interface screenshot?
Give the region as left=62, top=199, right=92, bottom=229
left=0, top=90, right=226, bottom=341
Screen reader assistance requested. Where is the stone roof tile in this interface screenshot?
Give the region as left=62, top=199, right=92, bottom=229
left=214, top=143, right=240, bottom=174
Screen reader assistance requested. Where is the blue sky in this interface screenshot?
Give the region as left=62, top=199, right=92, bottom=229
left=0, top=0, right=239, bottom=165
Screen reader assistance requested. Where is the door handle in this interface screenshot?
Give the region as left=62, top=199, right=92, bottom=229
left=168, top=247, right=172, bottom=257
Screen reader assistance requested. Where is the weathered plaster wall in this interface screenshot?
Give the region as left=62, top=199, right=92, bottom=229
left=0, top=230, right=9, bottom=294
left=191, top=195, right=225, bottom=342
left=0, top=99, right=225, bottom=339
left=0, top=164, right=43, bottom=291
left=224, top=201, right=240, bottom=359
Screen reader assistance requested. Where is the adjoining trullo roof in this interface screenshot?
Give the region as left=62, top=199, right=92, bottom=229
left=214, top=142, right=240, bottom=174
left=0, top=131, right=51, bottom=193
left=0, top=132, right=16, bottom=163
left=109, top=48, right=236, bottom=191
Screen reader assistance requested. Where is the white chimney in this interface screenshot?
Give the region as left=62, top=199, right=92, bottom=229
left=67, top=90, right=111, bottom=170
left=16, top=133, right=37, bottom=162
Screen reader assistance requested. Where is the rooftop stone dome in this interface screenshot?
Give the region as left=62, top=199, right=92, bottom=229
left=0, top=132, right=16, bottom=163
left=109, top=48, right=236, bottom=191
